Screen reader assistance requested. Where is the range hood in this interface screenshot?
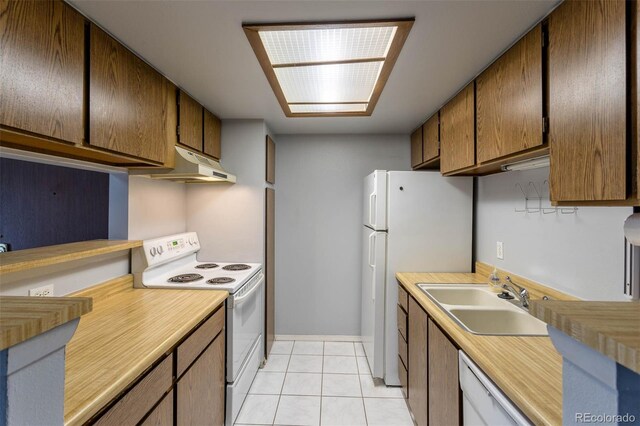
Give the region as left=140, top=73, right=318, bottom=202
left=149, top=146, right=236, bottom=183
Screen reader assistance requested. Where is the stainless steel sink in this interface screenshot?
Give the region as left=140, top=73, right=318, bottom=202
left=417, top=284, right=548, bottom=336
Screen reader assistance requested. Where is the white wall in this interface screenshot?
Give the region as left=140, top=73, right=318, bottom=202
left=187, top=120, right=268, bottom=262
left=275, top=134, right=410, bottom=336
left=128, top=176, right=187, bottom=240
left=475, top=167, right=633, bottom=301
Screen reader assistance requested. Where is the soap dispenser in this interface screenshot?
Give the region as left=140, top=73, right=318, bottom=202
left=489, top=266, right=501, bottom=291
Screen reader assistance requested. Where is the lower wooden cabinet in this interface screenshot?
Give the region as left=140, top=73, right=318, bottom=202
left=407, top=295, right=429, bottom=426
left=141, top=390, right=173, bottom=426
left=428, top=319, right=460, bottom=426
left=177, top=332, right=225, bottom=426
left=94, top=355, right=173, bottom=426
left=402, top=286, right=462, bottom=426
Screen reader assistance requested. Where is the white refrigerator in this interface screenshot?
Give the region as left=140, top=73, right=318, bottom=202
left=361, top=170, right=473, bottom=385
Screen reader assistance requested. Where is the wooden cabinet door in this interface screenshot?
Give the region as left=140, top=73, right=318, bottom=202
left=0, top=0, right=84, bottom=144
left=179, top=91, right=203, bottom=152
left=265, top=188, right=275, bottom=356
left=441, top=83, right=475, bottom=174
left=204, top=109, right=221, bottom=159
left=140, top=390, right=173, bottom=426
left=177, top=334, right=225, bottom=426
left=422, top=113, right=439, bottom=163
left=428, top=319, right=460, bottom=426
left=548, top=0, right=626, bottom=201
left=95, top=355, right=173, bottom=426
left=90, top=25, right=168, bottom=163
left=266, top=136, right=276, bottom=184
left=476, top=24, right=543, bottom=163
left=410, top=127, right=423, bottom=168
left=408, top=296, right=428, bottom=426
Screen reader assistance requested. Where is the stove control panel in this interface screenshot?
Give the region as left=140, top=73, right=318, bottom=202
left=139, top=232, right=200, bottom=267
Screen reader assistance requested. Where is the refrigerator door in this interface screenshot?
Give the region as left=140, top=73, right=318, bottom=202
left=361, top=226, right=387, bottom=379
left=382, top=171, right=473, bottom=385
left=363, top=171, right=388, bottom=231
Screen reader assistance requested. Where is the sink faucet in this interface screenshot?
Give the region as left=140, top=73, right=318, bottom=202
left=502, top=276, right=530, bottom=309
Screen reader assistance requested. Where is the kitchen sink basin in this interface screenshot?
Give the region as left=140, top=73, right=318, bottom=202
left=417, top=284, right=548, bottom=336
left=448, top=308, right=548, bottom=336
left=417, top=285, right=505, bottom=307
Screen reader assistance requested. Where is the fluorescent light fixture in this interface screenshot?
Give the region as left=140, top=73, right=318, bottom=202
left=501, top=156, right=550, bottom=172
left=243, top=19, right=414, bottom=117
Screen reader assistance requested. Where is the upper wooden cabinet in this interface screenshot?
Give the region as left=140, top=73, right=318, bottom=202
left=548, top=0, right=627, bottom=202
left=410, top=126, right=423, bottom=169
left=422, top=113, right=440, bottom=163
left=178, top=91, right=203, bottom=152
left=440, top=83, right=475, bottom=174
left=90, top=25, right=169, bottom=164
left=204, top=109, right=221, bottom=160
left=266, top=136, right=275, bottom=184
left=0, top=0, right=84, bottom=144
left=179, top=91, right=223, bottom=161
left=476, top=24, right=543, bottom=164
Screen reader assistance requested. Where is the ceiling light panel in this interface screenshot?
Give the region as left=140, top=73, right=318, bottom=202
left=274, top=61, right=383, bottom=103
left=259, top=26, right=397, bottom=65
left=289, top=103, right=368, bottom=113
left=243, top=19, right=414, bottom=117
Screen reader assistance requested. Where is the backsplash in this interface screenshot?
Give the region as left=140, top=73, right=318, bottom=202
left=475, top=167, right=632, bottom=301
left=0, top=158, right=109, bottom=250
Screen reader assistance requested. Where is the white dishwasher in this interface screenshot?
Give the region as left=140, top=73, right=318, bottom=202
left=458, top=351, right=532, bottom=426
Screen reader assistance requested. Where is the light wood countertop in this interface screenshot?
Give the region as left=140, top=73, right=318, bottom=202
left=0, top=296, right=92, bottom=350
left=529, top=300, right=640, bottom=374
left=0, top=240, right=142, bottom=274
left=63, top=275, right=228, bottom=426
left=396, top=271, right=563, bottom=426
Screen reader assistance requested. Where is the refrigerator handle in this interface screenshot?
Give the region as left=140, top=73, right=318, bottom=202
left=368, top=233, right=376, bottom=268
left=369, top=233, right=376, bottom=301
left=369, top=192, right=376, bottom=228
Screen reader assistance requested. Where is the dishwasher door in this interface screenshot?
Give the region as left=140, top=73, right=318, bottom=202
left=458, top=351, right=532, bottom=426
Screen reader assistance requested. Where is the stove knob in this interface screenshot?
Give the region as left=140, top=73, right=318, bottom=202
left=150, top=247, right=157, bottom=257
left=157, top=245, right=164, bottom=254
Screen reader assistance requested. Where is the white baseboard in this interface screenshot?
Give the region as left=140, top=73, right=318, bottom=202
left=276, top=334, right=362, bottom=342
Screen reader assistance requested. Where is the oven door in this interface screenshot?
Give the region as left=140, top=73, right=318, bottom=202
left=227, top=271, right=265, bottom=382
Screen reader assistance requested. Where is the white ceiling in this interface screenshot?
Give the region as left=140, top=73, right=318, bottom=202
left=70, top=0, right=559, bottom=135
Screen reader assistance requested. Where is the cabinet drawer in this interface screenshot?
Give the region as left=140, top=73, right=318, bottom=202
left=140, top=390, right=173, bottom=426
left=398, top=284, right=408, bottom=313
left=398, top=355, right=408, bottom=399
left=397, top=306, right=407, bottom=341
left=177, top=306, right=225, bottom=377
left=95, top=354, right=173, bottom=426
left=398, top=333, right=408, bottom=367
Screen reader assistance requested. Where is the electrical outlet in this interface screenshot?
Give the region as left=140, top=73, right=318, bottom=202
left=496, top=242, right=504, bottom=260
left=29, top=284, right=54, bottom=297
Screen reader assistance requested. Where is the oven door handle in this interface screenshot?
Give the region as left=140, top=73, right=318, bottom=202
left=230, top=273, right=264, bottom=308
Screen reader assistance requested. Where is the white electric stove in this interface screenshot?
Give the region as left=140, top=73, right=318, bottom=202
left=131, top=232, right=264, bottom=426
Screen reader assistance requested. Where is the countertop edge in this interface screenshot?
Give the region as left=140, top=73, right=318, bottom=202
left=0, top=296, right=93, bottom=350
left=0, top=240, right=142, bottom=274
left=63, top=280, right=228, bottom=426
left=529, top=300, right=640, bottom=374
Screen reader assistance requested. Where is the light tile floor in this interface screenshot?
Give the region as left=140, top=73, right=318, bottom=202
left=234, top=340, right=414, bottom=426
